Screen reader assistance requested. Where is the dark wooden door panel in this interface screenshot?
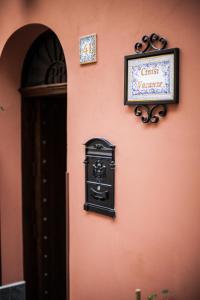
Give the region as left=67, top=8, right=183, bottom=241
left=22, top=98, right=39, bottom=300
left=22, top=95, right=67, bottom=300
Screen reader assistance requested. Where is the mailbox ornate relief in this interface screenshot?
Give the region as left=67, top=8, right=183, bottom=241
left=84, top=138, right=115, bottom=217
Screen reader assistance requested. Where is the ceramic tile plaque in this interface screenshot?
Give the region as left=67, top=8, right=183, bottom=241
left=80, top=34, right=97, bottom=64
left=124, top=48, right=179, bottom=105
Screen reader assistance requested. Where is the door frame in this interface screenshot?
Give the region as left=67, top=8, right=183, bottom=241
left=20, top=83, right=67, bottom=98
left=20, top=83, right=69, bottom=300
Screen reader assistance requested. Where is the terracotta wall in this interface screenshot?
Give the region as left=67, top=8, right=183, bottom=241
left=0, top=0, right=199, bottom=299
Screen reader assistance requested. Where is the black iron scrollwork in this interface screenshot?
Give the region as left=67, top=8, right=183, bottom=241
left=135, top=33, right=167, bottom=54
left=132, top=33, right=169, bottom=123
left=134, top=104, right=167, bottom=124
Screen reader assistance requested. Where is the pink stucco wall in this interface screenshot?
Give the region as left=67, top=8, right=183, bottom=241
left=0, top=0, right=199, bottom=299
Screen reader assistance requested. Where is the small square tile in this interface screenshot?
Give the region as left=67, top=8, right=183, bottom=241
left=80, top=34, right=97, bottom=64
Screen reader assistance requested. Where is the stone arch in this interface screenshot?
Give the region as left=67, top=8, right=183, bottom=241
left=0, top=23, right=67, bottom=285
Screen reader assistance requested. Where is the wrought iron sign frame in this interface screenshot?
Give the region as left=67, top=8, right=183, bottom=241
left=124, top=33, right=179, bottom=124
left=84, top=138, right=115, bottom=217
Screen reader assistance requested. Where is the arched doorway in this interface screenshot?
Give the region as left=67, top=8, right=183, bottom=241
left=20, top=30, right=68, bottom=300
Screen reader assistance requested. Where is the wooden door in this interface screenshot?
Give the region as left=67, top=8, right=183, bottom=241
left=22, top=95, right=67, bottom=300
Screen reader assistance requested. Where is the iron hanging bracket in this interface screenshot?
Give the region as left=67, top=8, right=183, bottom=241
left=133, top=33, right=169, bottom=124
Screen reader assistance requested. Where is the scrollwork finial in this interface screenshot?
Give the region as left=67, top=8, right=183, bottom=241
left=134, top=104, right=167, bottom=124
left=134, top=33, right=167, bottom=54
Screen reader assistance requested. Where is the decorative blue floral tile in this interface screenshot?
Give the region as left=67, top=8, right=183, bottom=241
left=80, top=34, right=97, bottom=64
left=127, top=53, right=175, bottom=102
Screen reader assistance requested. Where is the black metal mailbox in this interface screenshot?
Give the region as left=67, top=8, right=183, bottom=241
left=84, top=138, right=115, bottom=217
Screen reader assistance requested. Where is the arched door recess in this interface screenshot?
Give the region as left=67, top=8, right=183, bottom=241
left=21, top=30, right=68, bottom=300
left=21, top=29, right=67, bottom=96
